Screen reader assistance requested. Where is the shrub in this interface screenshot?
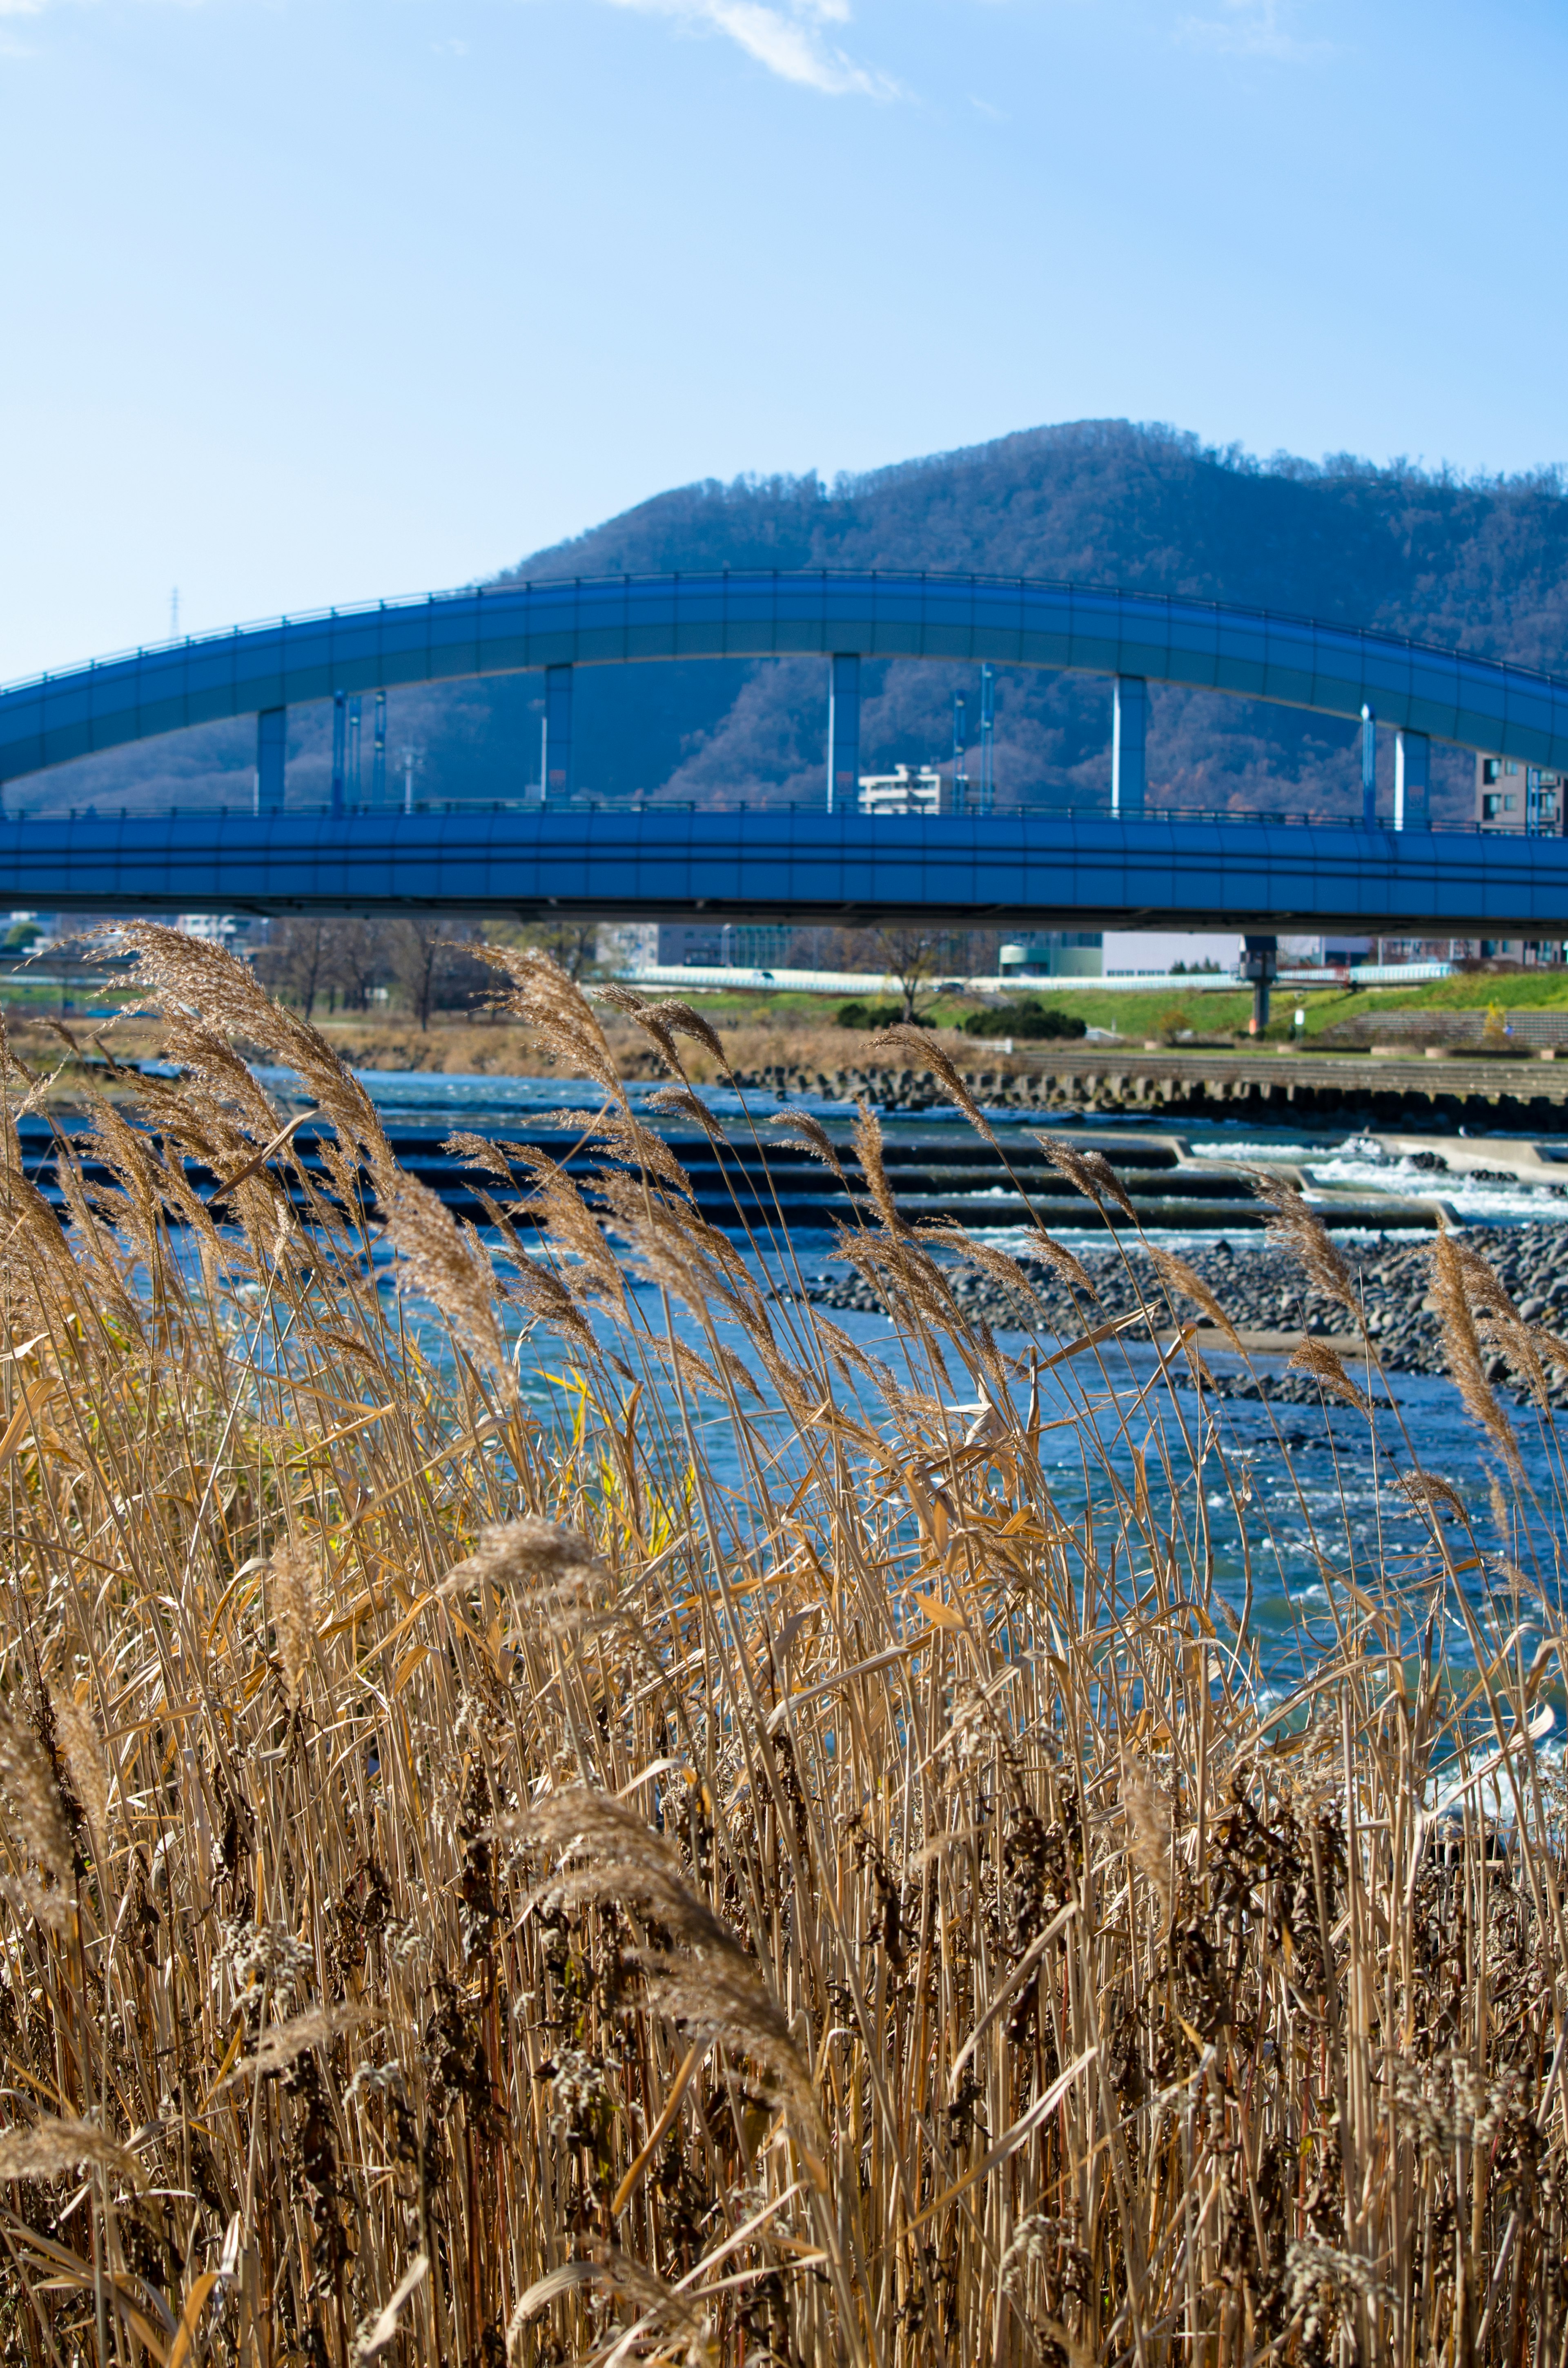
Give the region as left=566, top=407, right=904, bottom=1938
left=962, top=998, right=1086, bottom=1040
left=834, top=998, right=933, bottom=1029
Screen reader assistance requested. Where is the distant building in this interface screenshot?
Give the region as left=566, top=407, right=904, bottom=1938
left=858, top=765, right=942, bottom=817
left=1292, top=933, right=1374, bottom=968
left=648, top=922, right=723, bottom=967
left=1101, top=931, right=1239, bottom=976
left=652, top=922, right=798, bottom=970
left=1469, top=756, right=1565, bottom=961
left=1477, top=753, right=1563, bottom=834
left=597, top=922, right=659, bottom=973
left=999, top=933, right=1103, bottom=979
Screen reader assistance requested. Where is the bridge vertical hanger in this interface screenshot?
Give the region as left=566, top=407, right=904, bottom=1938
left=543, top=665, right=574, bottom=804
left=1112, top=676, right=1147, bottom=817
left=1361, top=705, right=1377, bottom=829
left=952, top=694, right=969, bottom=815
left=827, top=654, right=860, bottom=813
left=347, top=698, right=362, bottom=805
left=372, top=692, right=387, bottom=807
left=1394, top=729, right=1429, bottom=831
left=979, top=664, right=995, bottom=814
left=255, top=708, right=287, bottom=815
left=331, top=691, right=347, bottom=816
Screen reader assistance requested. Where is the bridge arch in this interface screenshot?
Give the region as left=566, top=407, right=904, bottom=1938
left=3, top=569, right=1566, bottom=813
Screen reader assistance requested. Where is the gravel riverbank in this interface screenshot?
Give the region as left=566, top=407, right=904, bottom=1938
left=791, top=1219, right=1568, bottom=1403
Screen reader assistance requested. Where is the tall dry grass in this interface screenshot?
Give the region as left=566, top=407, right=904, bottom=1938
left=0, top=937, right=1564, bottom=2368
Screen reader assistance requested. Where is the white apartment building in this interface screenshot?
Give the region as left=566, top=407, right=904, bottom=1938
left=1477, top=753, right=1563, bottom=834
left=857, top=765, right=943, bottom=817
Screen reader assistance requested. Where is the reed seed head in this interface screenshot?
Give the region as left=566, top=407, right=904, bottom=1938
left=1427, top=1226, right=1520, bottom=1471
left=0, top=1702, right=74, bottom=1897
left=270, top=1545, right=319, bottom=1704
left=768, top=1107, right=848, bottom=1186
left=870, top=1025, right=998, bottom=1144
left=1038, top=1135, right=1136, bottom=1221
left=48, top=1686, right=109, bottom=1853
left=0, top=2116, right=138, bottom=2183
left=1287, top=1335, right=1372, bottom=1413
left=1244, top=1167, right=1357, bottom=1311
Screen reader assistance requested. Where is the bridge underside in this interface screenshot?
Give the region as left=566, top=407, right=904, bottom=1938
left=3, top=807, right=1564, bottom=937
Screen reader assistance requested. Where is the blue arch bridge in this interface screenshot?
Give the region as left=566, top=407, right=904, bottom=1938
left=2, top=568, right=1567, bottom=1019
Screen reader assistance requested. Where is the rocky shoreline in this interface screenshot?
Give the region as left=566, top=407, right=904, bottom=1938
left=790, top=1219, right=1568, bottom=1404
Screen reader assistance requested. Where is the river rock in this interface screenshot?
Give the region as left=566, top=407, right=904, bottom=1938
left=788, top=1220, right=1568, bottom=1403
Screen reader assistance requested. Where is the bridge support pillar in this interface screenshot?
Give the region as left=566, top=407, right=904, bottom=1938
left=255, top=707, right=287, bottom=815
left=1395, top=729, right=1429, bottom=830
left=543, top=664, right=573, bottom=803
left=828, top=654, right=860, bottom=814
left=1243, top=934, right=1278, bottom=1035
left=1112, top=676, right=1146, bottom=817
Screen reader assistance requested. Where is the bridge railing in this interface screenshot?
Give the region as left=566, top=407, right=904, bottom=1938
left=4, top=797, right=1562, bottom=841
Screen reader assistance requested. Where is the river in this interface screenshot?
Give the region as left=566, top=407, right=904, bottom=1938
left=231, top=1065, right=1568, bottom=1715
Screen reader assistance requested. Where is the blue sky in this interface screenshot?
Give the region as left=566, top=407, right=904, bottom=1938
left=2, top=0, right=1564, bottom=678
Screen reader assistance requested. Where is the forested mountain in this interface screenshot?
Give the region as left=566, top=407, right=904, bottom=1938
left=26, top=420, right=1568, bottom=821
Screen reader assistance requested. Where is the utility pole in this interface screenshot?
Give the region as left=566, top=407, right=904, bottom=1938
left=170, top=588, right=180, bottom=639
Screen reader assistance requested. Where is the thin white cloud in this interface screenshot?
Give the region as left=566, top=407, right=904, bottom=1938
left=598, top=0, right=904, bottom=98
left=0, top=0, right=45, bottom=53
left=0, top=0, right=899, bottom=94
left=1176, top=0, right=1327, bottom=61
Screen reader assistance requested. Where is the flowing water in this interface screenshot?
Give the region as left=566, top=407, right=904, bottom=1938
left=231, top=1065, right=1568, bottom=1708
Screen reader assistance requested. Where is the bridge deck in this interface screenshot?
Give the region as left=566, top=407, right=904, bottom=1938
left=0, top=804, right=1563, bottom=934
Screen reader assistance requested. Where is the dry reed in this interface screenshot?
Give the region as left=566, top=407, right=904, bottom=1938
left=0, top=940, right=1564, bottom=2368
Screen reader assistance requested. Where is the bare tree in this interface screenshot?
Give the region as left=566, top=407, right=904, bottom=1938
left=839, top=925, right=949, bottom=1023
left=518, top=919, right=602, bottom=982
left=388, top=919, right=446, bottom=1033
left=255, top=919, right=339, bottom=1022
left=884, top=932, right=947, bottom=1023
left=386, top=919, right=491, bottom=1031
left=329, top=919, right=387, bottom=1013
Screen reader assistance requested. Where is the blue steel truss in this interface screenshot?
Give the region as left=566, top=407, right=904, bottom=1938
left=4, top=569, right=1568, bottom=782
left=1, top=805, right=1564, bottom=936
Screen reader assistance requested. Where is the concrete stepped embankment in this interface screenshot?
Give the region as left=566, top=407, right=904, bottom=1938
left=730, top=1047, right=1568, bottom=1126
left=15, top=1113, right=1451, bottom=1233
